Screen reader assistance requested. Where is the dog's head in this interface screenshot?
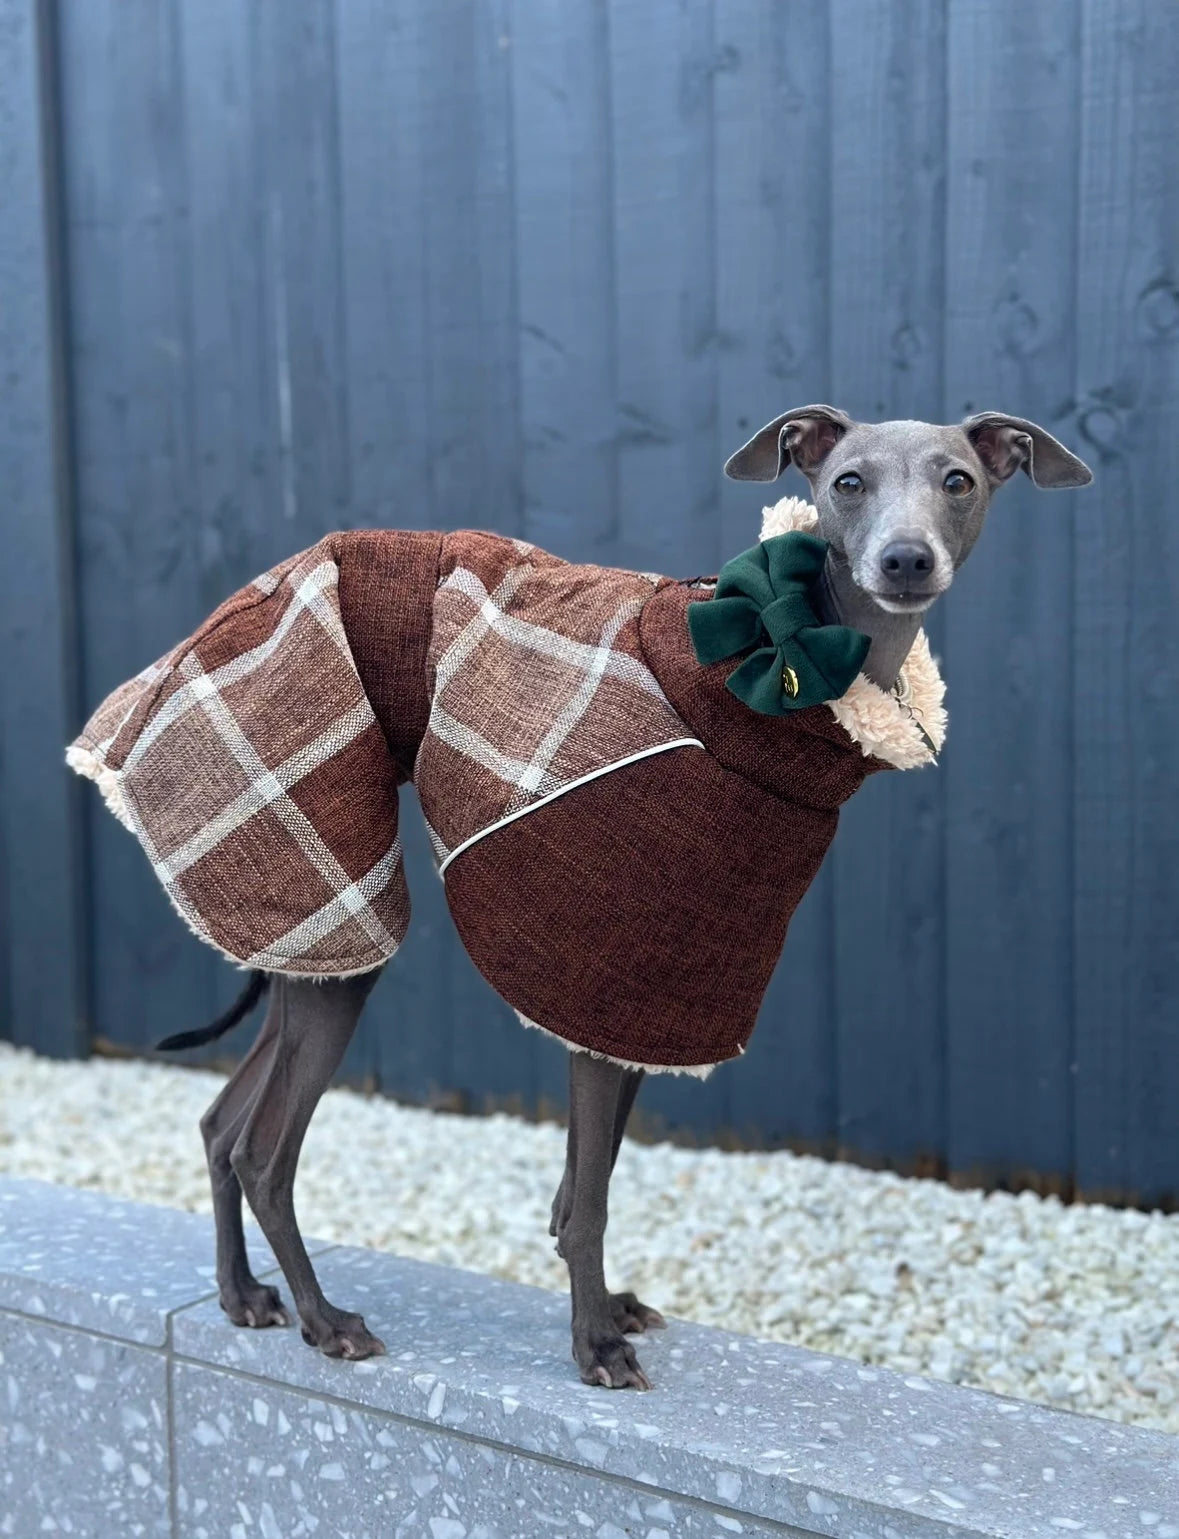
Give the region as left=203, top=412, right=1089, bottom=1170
left=724, top=407, right=1092, bottom=615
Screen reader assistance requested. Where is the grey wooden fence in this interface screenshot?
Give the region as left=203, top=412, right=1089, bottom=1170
left=2, top=0, right=1177, bottom=1203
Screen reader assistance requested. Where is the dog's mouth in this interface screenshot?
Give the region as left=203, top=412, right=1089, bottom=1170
left=863, top=588, right=942, bottom=615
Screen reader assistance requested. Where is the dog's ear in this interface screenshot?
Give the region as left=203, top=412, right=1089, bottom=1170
left=962, top=412, right=1093, bottom=489
left=724, top=405, right=854, bottom=482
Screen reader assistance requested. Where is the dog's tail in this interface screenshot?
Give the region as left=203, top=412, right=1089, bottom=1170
left=155, top=970, right=270, bottom=1052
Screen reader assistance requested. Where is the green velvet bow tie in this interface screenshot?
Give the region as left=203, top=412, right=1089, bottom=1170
left=687, top=532, right=871, bottom=714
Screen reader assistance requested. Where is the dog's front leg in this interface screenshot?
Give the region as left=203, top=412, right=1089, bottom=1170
left=556, top=1052, right=653, bottom=1389
left=551, top=1063, right=665, bottom=1339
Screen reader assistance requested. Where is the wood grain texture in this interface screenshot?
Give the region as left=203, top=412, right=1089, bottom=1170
left=0, top=0, right=86, bottom=1055
left=6, top=0, right=1177, bottom=1199
left=178, top=0, right=287, bottom=594
left=394, top=0, right=526, bottom=1107
left=335, top=0, right=434, bottom=532
left=942, top=0, right=1083, bottom=1190
left=712, top=0, right=837, bottom=1151
left=62, top=0, right=224, bottom=1052
left=608, top=0, right=719, bottom=580
left=827, top=0, right=949, bottom=1171
left=253, top=0, right=351, bottom=540
left=331, top=0, right=441, bottom=1098
left=1072, top=0, right=1179, bottom=1202
left=509, top=0, right=618, bottom=563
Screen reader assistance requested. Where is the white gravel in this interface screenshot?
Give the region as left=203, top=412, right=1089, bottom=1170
left=2, top=1041, right=1177, bottom=1434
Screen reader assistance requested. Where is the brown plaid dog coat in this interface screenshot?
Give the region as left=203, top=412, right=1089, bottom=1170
left=69, top=499, right=945, bottom=1073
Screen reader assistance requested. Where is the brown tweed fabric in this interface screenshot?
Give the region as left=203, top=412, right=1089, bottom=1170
left=445, top=579, right=884, bottom=1071
left=414, top=531, right=697, bottom=865
left=69, top=532, right=440, bottom=977
left=337, top=530, right=443, bottom=782
left=71, top=524, right=925, bottom=1070
left=638, top=580, right=890, bottom=808
left=445, top=747, right=839, bottom=1070
left=69, top=527, right=699, bottom=981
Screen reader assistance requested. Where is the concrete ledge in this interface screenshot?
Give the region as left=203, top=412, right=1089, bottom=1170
left=1, top=1177, right=1176, bottom=1537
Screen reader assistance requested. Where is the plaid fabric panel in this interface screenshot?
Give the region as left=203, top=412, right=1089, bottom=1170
left=69, top=537, right=408, bottom=976
left=416, top=531, right=699, bottom=864
left=69, top=652, right=181, bottom=775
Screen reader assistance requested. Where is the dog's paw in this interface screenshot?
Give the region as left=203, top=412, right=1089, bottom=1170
left=575, top=1331, right=651, bottom=1391
left=220, top=1281, right=290, bottom=1329
left=299, top=1307, right=386, bottom=1361
left=609, top=1290, right=666, bottom=1335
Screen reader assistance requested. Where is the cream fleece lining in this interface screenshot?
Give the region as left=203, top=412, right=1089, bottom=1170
left=65, top=745, right=135, bottom=830
left=514, top=1010, right=719, bottom=1079
left=759, top=496, right=947, bottom=770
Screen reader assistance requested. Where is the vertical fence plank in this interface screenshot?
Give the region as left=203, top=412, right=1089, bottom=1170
left=714, top=1, right=831, bottom=554
left=713, top=0, right=839, bottom=1149
left=18, top=0, right=1179, bottom=1192
left=509, top=0, right=618, bottom=564
left=335, top=0, right=433, bottom=533
left=0, top=0, right=87, bottom=1055
left=420, top=0, right=526, bottom=1111
left=506, top=0, right=625, bottom=1112
left=1073, top=0, right=1179, bottom=1205
left=252, top=0, right=351, bottom=543
left=331, top=1, right=455, bottom=1100
left=942, top=0, right=1083, bottom=1191
left=166, top=0, right=291, bottom=1048
left=609, top=0, right=719, bottom=580
left=418, top=0, right=521, bottom=536
left=827, top=0, right=949, bottom=1171
left=608, top=0, right=724, bottom=1135
left=62, top=0, right=221, bottom=1051
left=178, top=0, right=284, bottom=597
left=351, top=0, right=525, bottom=1108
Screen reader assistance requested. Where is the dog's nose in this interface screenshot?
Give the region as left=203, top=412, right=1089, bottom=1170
left=879, top=540, right=935, bottom=587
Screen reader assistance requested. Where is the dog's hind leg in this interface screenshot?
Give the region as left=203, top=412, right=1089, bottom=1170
left=199, top=984, right=289, bottom=1327
left=554, top=1052, right=659, bottom=1389
left=230, top=969, right=385, bottom=1360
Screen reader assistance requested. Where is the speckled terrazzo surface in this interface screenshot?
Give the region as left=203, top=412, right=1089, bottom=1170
left=1, top=1177, right=1177, bottom=1538
left=3, top=1041, right=1178, bottom=1436
left=2, top=1046, right=1179, bottom=1440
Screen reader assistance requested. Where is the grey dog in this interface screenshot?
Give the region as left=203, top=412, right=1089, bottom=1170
left=161, top=406, right=1091, bottom=1390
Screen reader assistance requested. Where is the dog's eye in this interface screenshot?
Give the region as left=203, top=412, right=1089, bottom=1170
left=833, top=473, right=864, bottom=495
left=944, top=470, right=974, bottom=495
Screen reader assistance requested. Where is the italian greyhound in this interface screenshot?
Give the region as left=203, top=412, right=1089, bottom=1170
left=161, top=408, right=1091, bottom=1390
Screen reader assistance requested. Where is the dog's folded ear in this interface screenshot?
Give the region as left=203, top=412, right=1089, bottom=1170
left=962, top=412, right=1093, bottom=489
left=724, top=405, right=854, bottom=482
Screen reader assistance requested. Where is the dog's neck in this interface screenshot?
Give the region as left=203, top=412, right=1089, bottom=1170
left=814, top=550, right=925, bottom=693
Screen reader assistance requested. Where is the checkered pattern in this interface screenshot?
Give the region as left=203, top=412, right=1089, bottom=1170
left=69, top=537, right=408, bottom=976
left=70, top=517, right=939, bottom=1068
left=70, top=527, right=700, bottom=979
left=415, top=531, right=700, bottom=866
